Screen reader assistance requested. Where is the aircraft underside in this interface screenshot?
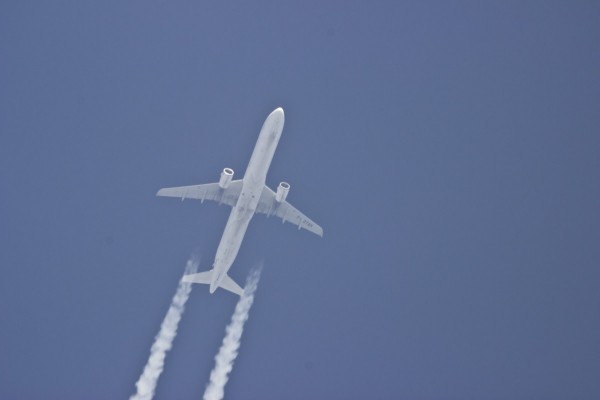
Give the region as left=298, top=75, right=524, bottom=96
left=157, top=108, right=323, bottom=296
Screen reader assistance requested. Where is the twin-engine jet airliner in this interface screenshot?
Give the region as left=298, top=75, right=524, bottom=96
left=157, top=108, right=323, bottom=296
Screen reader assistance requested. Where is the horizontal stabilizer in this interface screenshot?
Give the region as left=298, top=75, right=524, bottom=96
left=182, top=270, right=212, bottom=284
left=220, top=274, right=244, bottom=296
left=182, top=270, right=244, bottom=296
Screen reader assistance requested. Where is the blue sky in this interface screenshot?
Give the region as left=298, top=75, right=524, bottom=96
left=1, top=1, right=599, bottom=399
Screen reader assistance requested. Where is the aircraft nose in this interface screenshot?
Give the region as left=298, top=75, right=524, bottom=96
left=271, top=107, right=284, bottom=118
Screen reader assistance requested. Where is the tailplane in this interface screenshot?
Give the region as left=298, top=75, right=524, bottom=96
left=219, top=274, right=244, bottom=296
left=182, top=270, right=244, bottom=296
left=182, top=270, right=212, bottom=284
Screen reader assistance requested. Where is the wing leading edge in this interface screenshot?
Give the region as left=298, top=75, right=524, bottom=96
left=157, top=181, right=323, bottom=237
left=256, top=185, right=323, bottom=237
left=156, top=180, right=243, bottom=207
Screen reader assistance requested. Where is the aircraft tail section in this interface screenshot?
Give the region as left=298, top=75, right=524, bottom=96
left=219, top=274, right=244, bottom=296
left=182, top=270, right=212, bottom=284
left=182, top=270, right=244, bottom=296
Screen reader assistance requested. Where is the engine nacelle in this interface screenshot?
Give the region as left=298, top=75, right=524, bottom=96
left=219, top=168, right=234, bottom=189
left=275, top=182, right=290, bottom=203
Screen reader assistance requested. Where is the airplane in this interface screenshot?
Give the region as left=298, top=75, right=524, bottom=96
left=157, top=107, right=323, bottom=296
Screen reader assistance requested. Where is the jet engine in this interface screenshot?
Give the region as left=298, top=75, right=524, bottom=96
left=219, top=168, right=234, bottom=189
left=275, top=182, right=290, bottom=203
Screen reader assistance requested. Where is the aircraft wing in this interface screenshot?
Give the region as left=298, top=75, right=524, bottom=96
left=256, top=186, right=323, bottom=237
left=156, top=180, right=243, bottom=207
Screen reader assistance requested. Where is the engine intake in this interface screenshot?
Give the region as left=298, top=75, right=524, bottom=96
left=219, top=168, right=234, bottom=189
left=275, top=182, right=290, bottom=203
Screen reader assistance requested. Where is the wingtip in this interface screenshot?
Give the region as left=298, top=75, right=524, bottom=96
left=314, top=226, right=324, bottom=237
left=156, top=188, right=170, bottom=197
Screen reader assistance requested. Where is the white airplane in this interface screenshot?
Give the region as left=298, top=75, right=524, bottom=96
left=157, top=108, right=323, bottom=296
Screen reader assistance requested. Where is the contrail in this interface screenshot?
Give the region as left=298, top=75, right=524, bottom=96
left=203, top=266, right=262, bottom=400
left=130, top=256, right=199, bottom=400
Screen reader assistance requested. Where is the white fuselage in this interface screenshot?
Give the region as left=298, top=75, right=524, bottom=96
left=209, top=108, right=285, bottom=292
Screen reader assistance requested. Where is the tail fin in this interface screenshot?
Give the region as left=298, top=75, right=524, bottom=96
left=182, top=270, right=244, bottom=296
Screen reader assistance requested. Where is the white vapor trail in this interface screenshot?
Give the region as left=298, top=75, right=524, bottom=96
left=130, top=256, right=199, bottom=400
left=203, top=266, right=262, bottom=400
